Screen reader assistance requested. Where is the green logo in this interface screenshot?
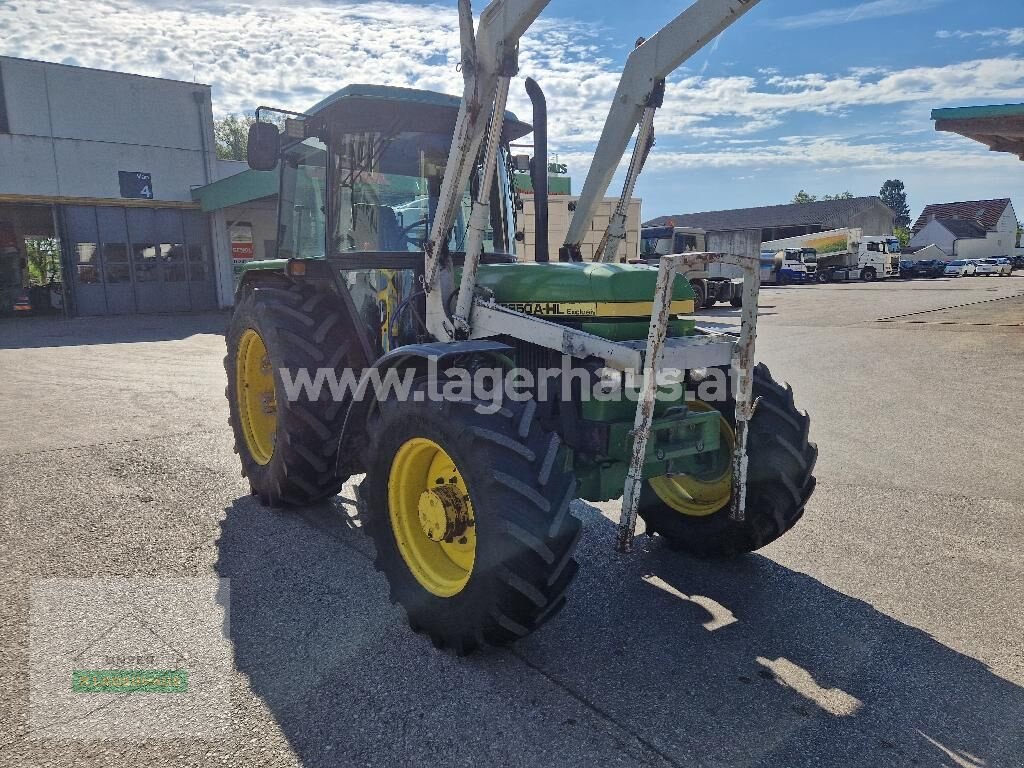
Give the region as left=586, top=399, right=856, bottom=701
left=71, top=670, right=188, bottom=693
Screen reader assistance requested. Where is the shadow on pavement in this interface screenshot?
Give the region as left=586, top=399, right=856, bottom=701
left=216, top=495, right=1024, bottom=767
left=0, top=312, right=228, bottom=349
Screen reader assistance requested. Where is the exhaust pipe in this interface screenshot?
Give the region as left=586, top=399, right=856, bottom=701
left=525, top=77, right=549, bottom=263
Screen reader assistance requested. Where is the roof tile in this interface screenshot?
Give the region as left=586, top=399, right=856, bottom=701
left=911, top=199, right=1010, bottom=233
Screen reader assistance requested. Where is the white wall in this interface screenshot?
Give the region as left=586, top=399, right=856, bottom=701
left=222, top=200, right=278, bottom=262
left=0, top=57, right=215, bottom=202
left=995, top=203, right=1018, bottom=237
left=518, top=195, right=641, bottom=262
left=909, top=220, right=955, bottom=255
left=955, top=233, right=1011, bottom=260
left=906, top=244, right=945, bottom=262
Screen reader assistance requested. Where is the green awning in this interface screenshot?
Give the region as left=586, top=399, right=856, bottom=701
left=191, top=169, right=279, bottom=212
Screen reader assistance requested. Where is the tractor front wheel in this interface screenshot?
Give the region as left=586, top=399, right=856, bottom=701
left=361, top=393, right=581, bottom=653
left=639, top=363, right=816, bottom=557
left=226, top=282, right=358, bottom=507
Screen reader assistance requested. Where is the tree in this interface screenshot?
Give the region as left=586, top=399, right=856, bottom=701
left=792, top=190, right=854, bottom=204
left=879, top=179, right=911, bottom=229
left=214, top=114, right=256, bottom=161
left=24, top=237, right=62, bottom=285
left=893, top=227, right=911, bottom=249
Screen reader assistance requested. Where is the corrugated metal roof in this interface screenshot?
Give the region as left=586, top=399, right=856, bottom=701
left=933, top=103, right=1024, bottom=161
left=644, top=196, right=893, bottom=231
left=932, top=104, right=1024, bottom=121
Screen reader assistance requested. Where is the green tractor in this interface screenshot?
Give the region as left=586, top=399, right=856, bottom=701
left=225, top=0, right=815, bottom=652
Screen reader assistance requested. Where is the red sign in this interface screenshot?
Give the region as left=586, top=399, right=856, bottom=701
left=231, top=242, right=254, bottom=261
left=229, top=221, right=254, bottom=263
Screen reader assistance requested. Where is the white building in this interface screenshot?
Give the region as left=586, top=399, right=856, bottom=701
left=909, top=198, right=1019, bottom=259
left=0, top=56, right=234, bottom=316
left=518, top=194, right=642, bottom=262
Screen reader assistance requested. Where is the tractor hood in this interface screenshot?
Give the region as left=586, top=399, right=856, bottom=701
left=475, top=262, right=695, bottom=320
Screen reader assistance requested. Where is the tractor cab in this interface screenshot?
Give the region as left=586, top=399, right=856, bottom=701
left=244, top=85, right=532, bottom=355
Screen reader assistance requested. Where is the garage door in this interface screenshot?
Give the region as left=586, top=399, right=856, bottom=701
left=62, top=206, right=216, bottom=316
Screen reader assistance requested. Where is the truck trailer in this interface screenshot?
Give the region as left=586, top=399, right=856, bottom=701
left=639, top=225, right=760, bottom=307
left=762, top=228, right=901, bottom=283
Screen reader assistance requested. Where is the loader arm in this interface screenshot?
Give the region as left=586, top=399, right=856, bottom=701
left=424, top=0, right=551, bottom=340
left=562, top=0, right=762, bottom=261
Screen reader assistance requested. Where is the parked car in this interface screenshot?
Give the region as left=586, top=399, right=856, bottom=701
left=1012, top=255, right=1024, bottom=270
left=899, top=260, right=917, bottom=279
left=944, top=260, right=974, bottom=277
left=989, top=257, right=1013, bottom=276
left=914, top=259, right=946, bottom=278
left=973, top=259, right=1000, bottom=277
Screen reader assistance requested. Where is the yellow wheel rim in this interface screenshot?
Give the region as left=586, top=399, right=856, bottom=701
left=648, top=401, right=734, bottom=517
left=388, top=438, right=476, bottom=598
left=236, top=329, right=277, bottom=466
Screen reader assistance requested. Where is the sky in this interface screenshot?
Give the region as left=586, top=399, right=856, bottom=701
left=2, top=0, right=1024, bottom=222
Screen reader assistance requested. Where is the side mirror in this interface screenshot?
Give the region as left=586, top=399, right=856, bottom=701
left=247, top=121, right=280, bottom=171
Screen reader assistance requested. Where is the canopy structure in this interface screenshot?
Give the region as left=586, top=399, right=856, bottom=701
left=933, top=104, right=1024, bottom=161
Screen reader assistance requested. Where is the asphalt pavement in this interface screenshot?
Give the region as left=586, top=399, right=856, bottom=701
left=1, top=275, right=1022, bottom=767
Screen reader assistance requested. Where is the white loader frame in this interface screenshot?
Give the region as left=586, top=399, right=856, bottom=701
left=424, top=0, right=765, bottom=550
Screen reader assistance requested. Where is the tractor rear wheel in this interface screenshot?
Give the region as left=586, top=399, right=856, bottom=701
left=360, top=393, right=581, bottom=653
left=225, top=281, right=357, bottom=507
left=639, top=363, right=816, bottom=557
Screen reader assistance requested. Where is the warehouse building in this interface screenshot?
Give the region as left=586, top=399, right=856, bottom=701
left=0, top=56, right=233, bottom=317
left=644, top=196, right=896, bottom=242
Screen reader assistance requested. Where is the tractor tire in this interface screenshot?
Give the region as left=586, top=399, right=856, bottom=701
left=360, top=393, right=582, bottom=653
left=225, top=281, right=357, bottom=507
left=861, top=267, right=877, bottom=282
left=690, top=280, right=706, bottom=311
left=639, top=363, right=816, bottom=557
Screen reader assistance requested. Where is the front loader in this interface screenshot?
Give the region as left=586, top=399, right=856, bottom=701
left=225, top=0, right=816, bottom=652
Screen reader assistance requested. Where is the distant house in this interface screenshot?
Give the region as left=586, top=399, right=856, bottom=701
left=645, top=197, right=896, bottom=243
left=909, top=198, right=1019, bottom=258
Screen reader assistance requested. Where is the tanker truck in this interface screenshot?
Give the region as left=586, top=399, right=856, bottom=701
left=762, top=228, right=901, bottom=283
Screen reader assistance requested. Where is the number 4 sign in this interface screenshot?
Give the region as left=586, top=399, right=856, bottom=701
left=118, top=171, right=154, bottom=200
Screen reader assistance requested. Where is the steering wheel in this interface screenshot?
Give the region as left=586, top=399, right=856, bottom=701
left=398, top=217, right=429, bottom=251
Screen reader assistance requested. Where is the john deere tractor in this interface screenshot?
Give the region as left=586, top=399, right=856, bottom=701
left=226, top=0, right=815, bottom=652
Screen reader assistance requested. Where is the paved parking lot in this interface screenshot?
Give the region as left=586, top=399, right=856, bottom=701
left=1, top=276, right=1022, bottom=767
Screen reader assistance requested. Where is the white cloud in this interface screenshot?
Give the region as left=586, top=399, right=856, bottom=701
left=936, top=28, right=1024, bottom=46
left=655, top=58, right=1024, bottom=127
left=769, top=0, right=946, bottom=30
left=2, top=0, right=1023, bottom=187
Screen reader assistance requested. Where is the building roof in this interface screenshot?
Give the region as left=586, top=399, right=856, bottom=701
left=911, top=198, right=1010, bottom=233
left=934, top=218, right=988, bottom=239
left=644, top=196, right=893, bottom=231
left=933, top=103, right=1024, bottom=160
left=191, top=169, right=278, bottom=212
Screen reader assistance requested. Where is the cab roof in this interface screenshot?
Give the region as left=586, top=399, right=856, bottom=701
left=306, top=84, right=532, bottom=142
